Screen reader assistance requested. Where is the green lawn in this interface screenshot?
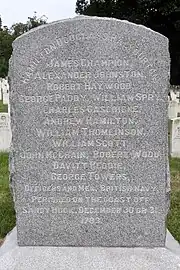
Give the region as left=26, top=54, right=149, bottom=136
left=0, top=100, right=8, bottom=113
left=0, top=153, right=180, bottom=243
left=167, top=158, right=180, bottom=243
left=0, top=153, right=15, bottom=242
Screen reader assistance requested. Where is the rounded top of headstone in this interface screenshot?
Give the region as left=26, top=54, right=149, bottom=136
left=13, top=15, right=168, bottom=44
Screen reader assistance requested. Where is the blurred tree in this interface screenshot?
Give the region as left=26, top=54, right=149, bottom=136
left=0, top=17, right=2, bottom=30
left=11, top=12, right=47, bottom=38
left=76, top=0, right=180, bottom=84
left=0, top=27, right=14, bottom=77
left=76, top=0, right=89, bottom=14
left=0, top=12, right=47, bottom=77
left=11, top=22, right=28, bottom=37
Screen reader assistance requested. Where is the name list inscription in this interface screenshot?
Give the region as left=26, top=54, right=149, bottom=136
left=18, top=51, right=163, bottom=226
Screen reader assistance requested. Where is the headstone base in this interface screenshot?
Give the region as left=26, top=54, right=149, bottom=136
left=0, top=228, right=180, bottom=270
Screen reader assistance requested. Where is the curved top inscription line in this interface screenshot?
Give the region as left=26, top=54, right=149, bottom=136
left=12, top=15, right=168, bottom=44
left=9, top=17, right=169, bottom=85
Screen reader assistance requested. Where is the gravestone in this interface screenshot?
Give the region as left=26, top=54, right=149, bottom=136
left=2, top=78, right=9, bottom=105
left=168, top=87, right=180, bottom=119
left=0, top=79, right=2, bottom=100
left=170, top=117, right=180, bottom=157
left=0, top=113, right=11, bottom=151
left=168, top=100, right=180, bottom=119
left=9, top=16, right=170, bottom=247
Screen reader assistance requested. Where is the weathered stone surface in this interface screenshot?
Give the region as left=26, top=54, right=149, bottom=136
left=9, top=16, right=170, bottom=246
left=0, top=228, right=180, bottom=270
left=1, top=227, right=180, bottom=257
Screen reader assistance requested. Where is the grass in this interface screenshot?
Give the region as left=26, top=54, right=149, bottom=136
left=0, top=100, right=8, bottom=113
left=0, top=153, right=179, bottom=243
left=167, top=157, right=180, bottom=243
left=0, top=153, right=16, bottom=241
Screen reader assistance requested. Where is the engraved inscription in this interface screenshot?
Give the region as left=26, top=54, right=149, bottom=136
left=11, top=18, right=169, bottom=246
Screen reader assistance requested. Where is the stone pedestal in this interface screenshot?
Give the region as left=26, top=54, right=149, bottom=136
left=0, top=228, right=180, bottom=270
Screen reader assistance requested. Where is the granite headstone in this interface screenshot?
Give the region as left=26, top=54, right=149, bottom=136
left=9, top=16, right=170, bottom=247
left=170, top=117, right=180, bottom=157
left=0, top=113, right=11, bottom=151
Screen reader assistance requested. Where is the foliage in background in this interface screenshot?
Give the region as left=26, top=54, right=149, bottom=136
left=76, top=0, right=180, bottom=85
left=76, top=0, right=180, bottom=25
left=0, top=28, right=14, bottom=77
left=11, top=12, right=47, bottom=38
left=0, top=12, right=47, bottom=78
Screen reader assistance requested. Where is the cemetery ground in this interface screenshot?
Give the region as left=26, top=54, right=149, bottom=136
left=0, top=152, right=179, bottom=245
left=0, top=100, right=8, bottom=113
left=0, top=153, right=15, bottom=246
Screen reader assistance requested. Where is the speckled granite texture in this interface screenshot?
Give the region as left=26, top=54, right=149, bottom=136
left=9, top=16, right=170, bottom=247
left=0, top=228, right=180, bottom=270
